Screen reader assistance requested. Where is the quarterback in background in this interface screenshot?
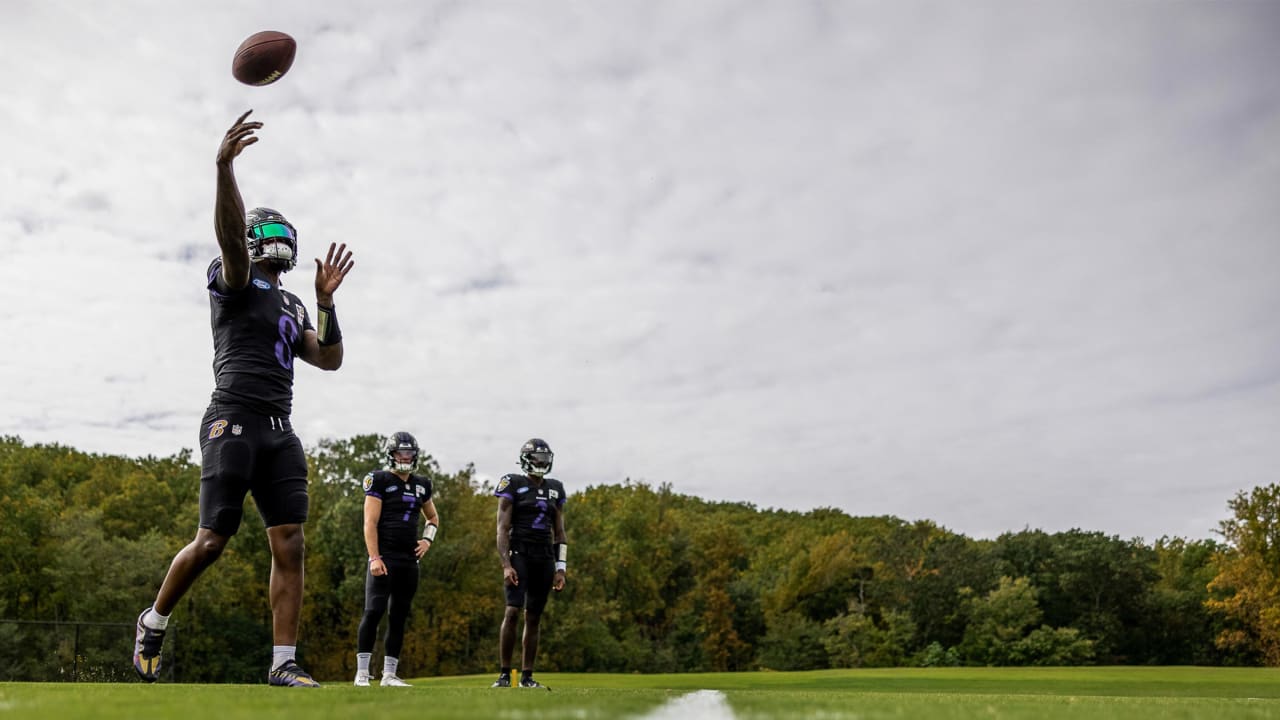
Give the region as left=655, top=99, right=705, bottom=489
left=354, top=432, right=440, bottom=687
left=492, top=438, right=568, bottom=690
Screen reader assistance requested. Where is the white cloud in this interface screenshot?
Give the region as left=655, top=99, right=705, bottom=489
left=1, top=0, right=1277, bottom=540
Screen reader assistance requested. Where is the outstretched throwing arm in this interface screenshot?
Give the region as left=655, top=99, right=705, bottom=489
left=214, top=110, right=262, bottom=291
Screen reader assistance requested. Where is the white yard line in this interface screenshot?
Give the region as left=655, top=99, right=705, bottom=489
left=638, top=689, right=737, bottom=720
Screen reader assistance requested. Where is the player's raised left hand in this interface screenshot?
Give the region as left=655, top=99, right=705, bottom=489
left=314, top=242, right=354, bottom=304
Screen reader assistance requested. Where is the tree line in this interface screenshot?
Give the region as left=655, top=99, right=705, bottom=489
left=0, top=435, right=1275, bottom=682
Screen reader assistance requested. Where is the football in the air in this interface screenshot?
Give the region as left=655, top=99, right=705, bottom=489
left=232, top=31, right=296, bottom=86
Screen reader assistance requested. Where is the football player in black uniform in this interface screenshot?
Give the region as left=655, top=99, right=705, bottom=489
left=492, top=438, right=567, bottom=690
left=354, top=431, right=440, bottom=687
left=133, top=110, right=354, bottom=687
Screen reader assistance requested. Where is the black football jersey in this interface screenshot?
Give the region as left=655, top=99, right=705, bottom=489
left=495, top=474, right=566, bottom=548
left=363, top=470, right=433, bottom=559
left=206, top=258, right=314, bottom=416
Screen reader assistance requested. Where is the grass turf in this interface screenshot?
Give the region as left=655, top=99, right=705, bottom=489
left=3, top=667, right=1280, bottom=719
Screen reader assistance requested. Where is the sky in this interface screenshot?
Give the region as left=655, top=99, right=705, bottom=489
left=1, top=1, right=1277, bottom=542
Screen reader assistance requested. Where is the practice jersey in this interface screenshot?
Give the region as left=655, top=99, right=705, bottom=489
left=206, top=258, right=314, bottom=416
left=495, top=474, right=566, bottom=549
left=363, top=470, right=433, bottom=560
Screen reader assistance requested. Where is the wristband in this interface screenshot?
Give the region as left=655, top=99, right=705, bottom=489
left=316, top=304, right=342, bottom=346
left=555, top=561, right=567, bottom=572
left=423, top=523, right=438, bottom=542
left=368, top=556, right=381, bottom=564
left=555, top=543, right=567, bottom=563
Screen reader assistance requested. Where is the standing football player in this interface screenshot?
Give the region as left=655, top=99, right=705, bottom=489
left=132, top=110, right=354, bottom=687
left=492, top=438, right=567, bottom=690
left=353, top=431, right=440, bottom=687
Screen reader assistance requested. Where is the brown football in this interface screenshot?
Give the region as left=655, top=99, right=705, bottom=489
left=232, top=31, right=296, bottom=86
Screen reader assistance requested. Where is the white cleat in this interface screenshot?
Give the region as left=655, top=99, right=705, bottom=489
left=380, top=674, right=412, bottom=687
left=353, top=671, right=371, bottom=687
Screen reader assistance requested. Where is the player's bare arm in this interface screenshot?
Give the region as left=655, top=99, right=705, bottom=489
left=363, top=495, right=387, bottom=577
left=553, top=508, right=567, bottom=592
left=298, top=241, right=354, bottom=370
left=416, top=500, right=439, bottom=558
left=214, top=110, right=261, bottom=291
left=497, top=498, right=518, bottom=586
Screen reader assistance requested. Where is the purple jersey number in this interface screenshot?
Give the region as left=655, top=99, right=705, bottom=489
left=532, top=499, right=549, bottom=530
left=275, top=315, right=299, bottom=369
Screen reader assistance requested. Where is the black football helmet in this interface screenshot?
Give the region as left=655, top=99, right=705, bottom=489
left=245, top=206, right=298, bottom=272
left=519, top=438, right=553, bottom=477
left=384, top=431, right=420, bottom=473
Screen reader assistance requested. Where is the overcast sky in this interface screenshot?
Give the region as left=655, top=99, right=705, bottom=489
left=1, top=1, right=1277, bottom=541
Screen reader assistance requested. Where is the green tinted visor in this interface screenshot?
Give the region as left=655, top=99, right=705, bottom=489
left=249, top=222, right=297, bottom=241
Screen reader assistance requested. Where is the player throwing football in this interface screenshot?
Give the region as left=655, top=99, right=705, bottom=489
left=133, top=110, right=354, bottom=687
left=492, top=438, right=567, bottom=690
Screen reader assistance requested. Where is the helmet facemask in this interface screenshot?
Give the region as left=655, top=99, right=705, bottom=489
left=519, top=439, right=554, bottom=477
left=390, top=449, right=418, bottom=473
left=246, top=208, right=298, bottom=273
left=385, top=432, right=420, bottom=473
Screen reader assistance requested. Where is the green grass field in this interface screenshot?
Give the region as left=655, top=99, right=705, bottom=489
left=3, top=667, right=1280, bottom=719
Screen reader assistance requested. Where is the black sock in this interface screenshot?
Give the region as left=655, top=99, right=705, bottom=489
left=500, top=667, right=511, bottom=678
left=521, top=670, right=532, bottom=681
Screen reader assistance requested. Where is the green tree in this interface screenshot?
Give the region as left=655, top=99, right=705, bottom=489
left=1206, top=484, right=1280, bottom=665
left=0, top=435, right=1249, bottom=678
left=692, top=516, right=752, bottom=671
left=995, top=529, right=1155, bottom=661
left=1145, top=536, right=1223, bottom=664
left=757, top=610, right=828, bottom=670
left=888, top=522, right=996, bottom=652
left=545, top=481, right=698, bottom=672
left=823, top=603, right=915, bottom=667
left=957, top=576, right=1094, bottom=666
left=958, top=576, right=1042, bottom=664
